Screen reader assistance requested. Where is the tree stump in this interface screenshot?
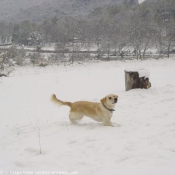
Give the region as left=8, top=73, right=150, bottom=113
left=125, top=68, right=151, bottom=91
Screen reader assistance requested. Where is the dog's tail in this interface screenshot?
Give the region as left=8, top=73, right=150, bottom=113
left=51, top=94, right=72, bottom=108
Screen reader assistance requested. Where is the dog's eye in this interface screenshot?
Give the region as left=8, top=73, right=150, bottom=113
left=109, top=97, right=112, bottom=100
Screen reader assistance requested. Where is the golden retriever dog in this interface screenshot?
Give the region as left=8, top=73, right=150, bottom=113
left=51, top=94, right=118, bottom=126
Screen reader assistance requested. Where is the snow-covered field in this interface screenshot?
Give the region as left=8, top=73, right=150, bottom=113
left=0, top=58, right=175, bottom=175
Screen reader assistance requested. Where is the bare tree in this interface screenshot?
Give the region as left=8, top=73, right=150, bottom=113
left=162, top=19, right=175, bottom=57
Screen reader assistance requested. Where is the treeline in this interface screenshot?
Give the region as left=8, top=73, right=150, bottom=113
left=1, top=0, right=175, bottom=60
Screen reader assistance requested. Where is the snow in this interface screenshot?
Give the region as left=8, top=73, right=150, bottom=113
left=138, top=0, right=145, bottom=4
left=1, top=58, right=175, bottom=175
left=125, top=68, right=150, bottom=78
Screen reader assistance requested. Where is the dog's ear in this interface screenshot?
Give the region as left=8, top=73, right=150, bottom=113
left=100, top=97, right=106, bottom=104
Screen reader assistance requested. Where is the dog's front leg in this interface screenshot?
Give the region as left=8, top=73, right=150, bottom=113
left=101, top=115, right=114, bottom=127
left=102, top=119, right=114, bottom=127
left=103, top=122, right=114, bottom=127
left=109, top=120, right=115, bottom=126
left=69, top=115, right=77, bottom=124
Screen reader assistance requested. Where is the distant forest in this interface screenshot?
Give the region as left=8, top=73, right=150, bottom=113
left=0, top=0, right=175, bottom=59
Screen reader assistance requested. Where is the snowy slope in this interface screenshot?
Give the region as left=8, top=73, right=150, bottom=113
left=0, top=59, right=175, bottom=175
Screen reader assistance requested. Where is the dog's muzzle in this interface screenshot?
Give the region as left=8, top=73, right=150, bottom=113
left=114, top=98, right=118, bottom=103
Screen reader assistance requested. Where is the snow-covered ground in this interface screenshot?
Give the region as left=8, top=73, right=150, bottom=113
left=0, top=58, right=175, bottom=175
left=138, top=0, right=145, bottom=4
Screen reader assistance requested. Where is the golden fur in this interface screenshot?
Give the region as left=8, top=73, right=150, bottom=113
left=51, top=94, right=118, bottom=126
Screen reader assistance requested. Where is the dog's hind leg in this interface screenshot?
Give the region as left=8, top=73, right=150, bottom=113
left=69, top=116, right=77, bottom=124
left=69, top=111, right=84, bottom=124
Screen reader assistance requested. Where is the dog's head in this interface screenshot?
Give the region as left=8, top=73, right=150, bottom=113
left=100, top=94, right=118, bottom=106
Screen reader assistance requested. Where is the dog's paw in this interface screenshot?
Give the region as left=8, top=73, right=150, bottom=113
left=113, top=123, right=122, bottom=127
